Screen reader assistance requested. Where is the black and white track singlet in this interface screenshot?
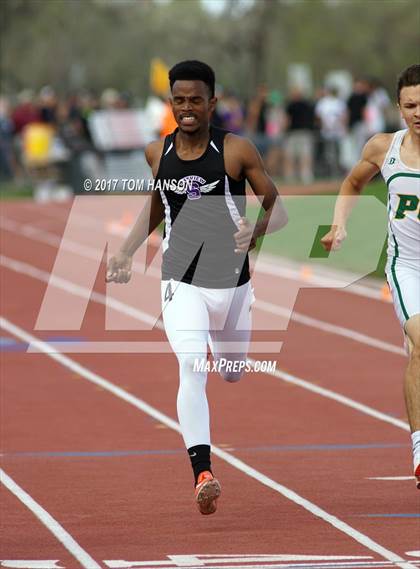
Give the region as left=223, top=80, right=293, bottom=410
left=155, top=126, right=250, bottom=288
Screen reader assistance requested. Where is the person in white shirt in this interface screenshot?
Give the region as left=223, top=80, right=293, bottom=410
left=315, top=87, right=347, bottom=178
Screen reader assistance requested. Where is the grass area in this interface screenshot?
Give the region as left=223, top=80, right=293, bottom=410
left=0, top=180, right=33, bottom=200
left=359, top=177, right=388, bottom=205
left=248, top=180, right=388, bottom=279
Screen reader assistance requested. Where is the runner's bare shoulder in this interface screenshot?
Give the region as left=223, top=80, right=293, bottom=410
left=363, top=133, right=394, bottom=168
left=224, top=133, right=259, bottom=179
left=224, top=132, right=255, bottom=153
left=145, top=140, right=165, bottom=171
left=224, top=132, right=260, bottom=166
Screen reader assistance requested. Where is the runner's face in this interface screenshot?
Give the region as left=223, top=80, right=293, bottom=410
left=399, top=85, right=420, bottom=136
left=171, top=80, right=216, bottom=134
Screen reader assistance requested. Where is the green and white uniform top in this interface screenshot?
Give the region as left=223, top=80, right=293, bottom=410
left=381, top=129, right=420, bottom=263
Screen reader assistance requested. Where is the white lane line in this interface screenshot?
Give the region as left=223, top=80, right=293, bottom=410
left=255, top=299, right=404, bottom=357
left=366, top=477, right=415, bottom=481
left=167, top=554, right=375, bottom=562
left=247, top=359, right=409, bottom=432
left=0, top=468, right=101, bottom=569
left=0, top=562, right=398, bottom=569
left=0, top=254, right=158, bottom=329
left=0, top=253, right=410, bottom=433
left=0, top=317, right=415, bottom=569
left=104, top=562, right=395, bottom=569
left=0, top=216, right=162, bottom=279
left=0, top=217, right=403, bottom=357
left=106, top=564, right=415, bottom=569
left=254, top=256, right=387, bottom=302
left=0, top=562, right=64, bottom=568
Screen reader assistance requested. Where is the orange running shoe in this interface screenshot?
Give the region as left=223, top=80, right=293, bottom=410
left=194, top=471, right=221, bottom=515
left=415, top=463, right=420, bottom=490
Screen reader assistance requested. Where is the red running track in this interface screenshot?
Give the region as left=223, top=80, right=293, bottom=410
left=1, top=200, right=419, bottom=569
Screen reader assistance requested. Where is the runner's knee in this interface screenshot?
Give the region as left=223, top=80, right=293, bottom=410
left=405, top=314, right=420, bottom=359
left=175, top=338, right=208, bottom=383
left=220, top=369, right=244, bottom=383
left=409, top=342, right=420, bottom=361
left=179, top=354, right=206, bottom=378
left=218, top=358, right=246, bottom=383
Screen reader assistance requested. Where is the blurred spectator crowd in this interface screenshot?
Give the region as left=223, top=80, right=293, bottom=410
left=0, top=77, right=403, bottom=198
left=214, top=77, right=402, bottom=183
left=0, top=87, right=125, bottom=199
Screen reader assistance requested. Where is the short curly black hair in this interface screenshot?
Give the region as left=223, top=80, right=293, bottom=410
left=397, top=64, right=420, bottom=101
left=169, top=60, right=215, bottom=98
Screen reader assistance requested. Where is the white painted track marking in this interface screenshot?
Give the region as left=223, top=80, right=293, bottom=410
left=2, top=559, right=417, bottom=569
left=0, top=563, right=63, bottom=568
left=0, top=469, right=101, bottom=569
left=254, top=256, right=387, bottom=302
left=0, top=254, right=158, bottom=328
left=247, top=359, right=409, bottom=432
left=0, top=317, right=416, bottom=569
left=106, top=563, right=415, bottom=569
left=255, top=299, right=404, bottom=356
left=366, top=476, right=415, bottom=481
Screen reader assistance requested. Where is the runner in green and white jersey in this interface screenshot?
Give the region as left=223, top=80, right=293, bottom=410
left=382, top=128, right=419, bottom=327
left=322, top=64, right=420, bottom=489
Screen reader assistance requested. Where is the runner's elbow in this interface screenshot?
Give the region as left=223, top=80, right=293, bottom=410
left=344, top=174, right=364, bottom=195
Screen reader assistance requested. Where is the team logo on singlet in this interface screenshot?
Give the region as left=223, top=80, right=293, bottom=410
left=170, top=175, right=219, bottom=200
left=389, top=157, right=396, bottom=165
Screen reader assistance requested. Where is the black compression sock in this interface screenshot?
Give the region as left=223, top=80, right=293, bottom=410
left=187, top=444, right=212, bottom=484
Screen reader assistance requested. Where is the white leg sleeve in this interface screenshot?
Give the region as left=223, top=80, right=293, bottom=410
left=161, top=280, right=211, bottom=448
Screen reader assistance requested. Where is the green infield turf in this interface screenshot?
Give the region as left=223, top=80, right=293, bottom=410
left=0, top=181, right=33, bottom=200
left=248, top=180, right=388, bottom=279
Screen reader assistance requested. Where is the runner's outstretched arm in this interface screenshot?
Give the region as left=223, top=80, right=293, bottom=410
left=321, top=134, right=390, bottom=251
left=106, top=141, right=165, bottom=283
left=230, top=137, right=288, bottom=253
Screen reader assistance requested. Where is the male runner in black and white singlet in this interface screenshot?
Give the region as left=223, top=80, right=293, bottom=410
left=107, top=61, right=288, bottom=514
